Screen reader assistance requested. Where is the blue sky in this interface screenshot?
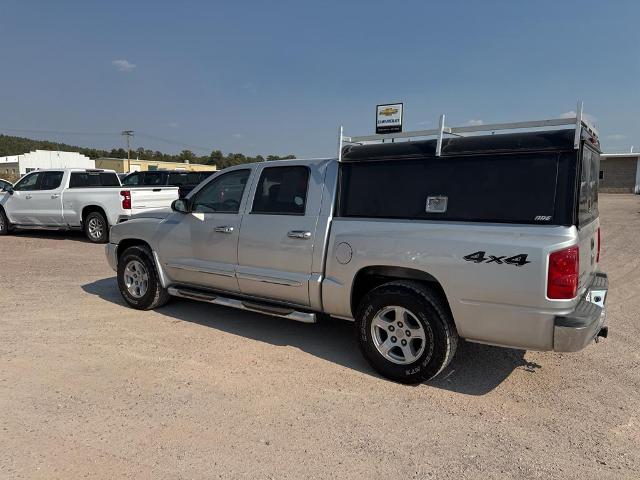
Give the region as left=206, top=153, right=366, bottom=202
left=1, top=0, right=638, bottom=157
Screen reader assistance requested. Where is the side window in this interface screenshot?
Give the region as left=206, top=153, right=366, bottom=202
left=252, top=166, right=309, bottom=215
left=578, top=146, right=598, bottom=226
left=40, top=171, right=64, bottom=190
left=590, top=150, right=600, bottom=214
left=121, top=173, right=140, bottom=186
left=99, top=172, right=121, bottom=186
left=14, top=172, right=41, bottom=191
left=142, top=171, right=165, bottom=186
left=70, top=172, right=121, bottom=187
left=191, top=169, right=251, bottom=214
left=167, top=172, right=190, bottom=186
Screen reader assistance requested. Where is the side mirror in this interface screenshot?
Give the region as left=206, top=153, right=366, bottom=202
left=171, top=198, right=190, bottom=213
left=1, top=185, right=13, bottom=195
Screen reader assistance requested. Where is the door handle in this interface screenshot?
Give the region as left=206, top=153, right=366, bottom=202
left=214, top=226, right=234, bottom=234
left=25, top=195, right=32, bottom=199
left=287, top=230, right=311, bottom=239
left=51, top=194, right=60, bottom=199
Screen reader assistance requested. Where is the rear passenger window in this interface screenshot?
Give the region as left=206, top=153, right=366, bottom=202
left=252, top=166, right=309, bottom=215
left=69, top=172, right=120, bottom=188
left=142, top=172, right=165, bottom=186
left=39, top=171, right=64, bottom=190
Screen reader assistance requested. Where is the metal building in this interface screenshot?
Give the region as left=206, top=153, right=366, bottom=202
left=0, top=150, right=95, bottom=176
left=599, top=153, right=640, bottom=193
left=94, top=157, right=217, bottom=174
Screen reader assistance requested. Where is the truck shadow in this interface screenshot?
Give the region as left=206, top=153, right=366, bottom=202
left=8, top=230, right=90, bottom=243
left=82, top=277, right=541, bottom=396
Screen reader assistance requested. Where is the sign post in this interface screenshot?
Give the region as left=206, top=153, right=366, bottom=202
left=376, top=103, right=403, bottom=134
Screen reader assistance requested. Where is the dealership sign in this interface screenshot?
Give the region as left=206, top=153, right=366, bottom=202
left=376, top=103, right=403, bottom=134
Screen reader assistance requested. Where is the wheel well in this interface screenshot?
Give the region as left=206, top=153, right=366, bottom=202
left=351, top=266, right=450, bottom=316
left=117, top=239, right=152, bottom=261
left=82, top=205, right=107, bottom=226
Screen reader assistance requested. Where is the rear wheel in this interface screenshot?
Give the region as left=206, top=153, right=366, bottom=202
left=117, top=245, right=170, bottom=310
left=84, top=211, right=108, bottom=243
left=356, top=280, right=458, bottom=383
left=0, top=208, right=9, bottom=235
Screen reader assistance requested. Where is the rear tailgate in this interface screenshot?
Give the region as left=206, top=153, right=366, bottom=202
left=129, top=187, right=179, bottom=213
left=577, top=218, right=600, bottom=294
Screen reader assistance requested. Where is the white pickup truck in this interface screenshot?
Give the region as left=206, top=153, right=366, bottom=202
left=0, top=168, right=178, bottom=242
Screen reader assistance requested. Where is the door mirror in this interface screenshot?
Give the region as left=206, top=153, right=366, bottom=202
left=171, top=198, right=190, bottom=213
left=1, top=185, right=13, bottom=195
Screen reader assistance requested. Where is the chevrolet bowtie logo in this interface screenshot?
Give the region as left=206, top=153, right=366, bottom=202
left=379, top=107, right=399, bottom=116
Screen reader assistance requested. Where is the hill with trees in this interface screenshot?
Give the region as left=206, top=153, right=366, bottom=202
left=0, top=134, right=296, bottom=169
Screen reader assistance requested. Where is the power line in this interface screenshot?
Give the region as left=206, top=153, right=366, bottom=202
left=136, top=132, right=212, bottom=153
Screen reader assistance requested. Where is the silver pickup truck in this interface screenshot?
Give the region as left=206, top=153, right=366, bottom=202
left=105, top=115, right=608, bottom=383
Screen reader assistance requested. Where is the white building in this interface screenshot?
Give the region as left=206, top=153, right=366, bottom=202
left=0, top=150, right=95, bottom=176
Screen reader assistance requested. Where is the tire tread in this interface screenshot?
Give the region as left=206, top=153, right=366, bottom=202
left=118, top=245, right=170, bottom=310
left=356, top=280, right=458, bottom=383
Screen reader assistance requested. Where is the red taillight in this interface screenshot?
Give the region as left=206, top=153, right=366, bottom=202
left=120, top=190, right=131, bottom=210
left=596, top=227, right=601, bottom=263
left=547, top=245, right=579, bottom=299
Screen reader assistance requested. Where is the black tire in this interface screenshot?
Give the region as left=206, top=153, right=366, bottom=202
left=117, top=245, right=170, bottom=310
left=0, top=207, right=9, bottom=235
left=356, top=280, right=458, bottom=384
left=84, top=211, right=109, bottom=243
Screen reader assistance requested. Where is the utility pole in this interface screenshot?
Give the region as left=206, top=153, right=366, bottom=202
left=121, top=130, right=134, bottom=172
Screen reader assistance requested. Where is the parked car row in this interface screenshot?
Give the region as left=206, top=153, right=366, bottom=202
left=0, top=168, right=216, bottom=242
left=120, top=170, right=215, bottom=198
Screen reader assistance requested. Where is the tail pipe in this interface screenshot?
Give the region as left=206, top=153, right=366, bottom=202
left=597, top=326, right=609, bottom=340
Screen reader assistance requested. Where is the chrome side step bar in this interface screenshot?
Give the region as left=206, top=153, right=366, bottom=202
left=167, top=287, right=317, bottom=324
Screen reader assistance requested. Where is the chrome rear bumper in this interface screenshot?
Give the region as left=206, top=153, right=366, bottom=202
left=553, top=273, right=608, bottom=352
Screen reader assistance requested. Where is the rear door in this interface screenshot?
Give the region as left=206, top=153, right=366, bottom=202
left=236, top=164, right=321, bottom=306
left=576, top=144, right=601, bottom=293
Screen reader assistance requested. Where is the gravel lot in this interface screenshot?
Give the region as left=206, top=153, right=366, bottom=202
left=1, top=194, right=638, bottom=479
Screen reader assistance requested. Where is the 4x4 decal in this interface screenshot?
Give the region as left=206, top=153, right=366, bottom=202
left=463, top=251, right=530, bottom=267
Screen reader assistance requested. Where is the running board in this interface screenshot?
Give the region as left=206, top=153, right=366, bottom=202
left=167, top=287, right=317, bottom=324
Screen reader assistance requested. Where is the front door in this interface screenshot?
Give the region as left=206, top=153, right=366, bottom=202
left=2, top=171, right=42, bottom=225
left=157, top=168, right=252, bottom=293
left=26, top=171, right=65, bottom=225
left=236, top=165, right=318, bottom=306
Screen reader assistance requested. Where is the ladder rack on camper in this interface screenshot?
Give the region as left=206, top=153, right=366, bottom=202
left=337, top=101, right=598, bottom=161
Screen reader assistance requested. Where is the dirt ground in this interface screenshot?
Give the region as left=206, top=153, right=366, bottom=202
left=0, top=194, right=638, bottom=479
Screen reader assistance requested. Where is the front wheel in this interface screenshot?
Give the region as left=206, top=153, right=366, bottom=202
left=117, top=245, right=170, bottom=310
left=356, top=280, right=458, bottom=384
left=84, top=211, right=108, bottom=243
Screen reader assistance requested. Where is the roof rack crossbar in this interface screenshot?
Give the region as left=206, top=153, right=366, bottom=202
left=339, top=100, right=597, bottom=159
